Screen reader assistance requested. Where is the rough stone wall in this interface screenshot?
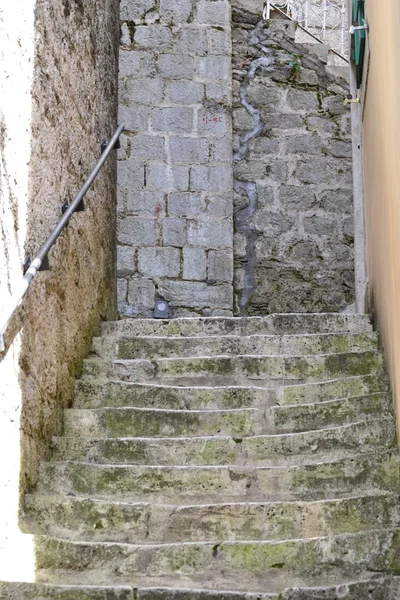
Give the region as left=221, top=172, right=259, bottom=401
left=232, top=5, right=355, bottom=314
left=0, top=0, right=118, bottom=573
left=117, top=0, right=234, bottom=318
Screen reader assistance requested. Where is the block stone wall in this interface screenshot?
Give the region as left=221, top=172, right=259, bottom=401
left=232, top=7, right=355, bottom=314
left=117, top=0, right=234, bottom=317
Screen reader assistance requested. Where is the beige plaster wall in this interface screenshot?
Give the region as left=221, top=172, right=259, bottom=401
left=0, top=0, right=119, bottom=578
left=362, top=1, right=400, bottom=434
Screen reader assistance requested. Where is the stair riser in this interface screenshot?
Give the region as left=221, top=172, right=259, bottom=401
left=34, top=529, right=400, bottom=582
left=92, top=334, right=378, bottom=361
left=37, top=455, right=400, bottom=500
left=101, top=315, right=372, bottom=338
left=271, top=393, right=391, bottom=432
left=63, top=409, right=263, bottom=438
left=25, top=495, right=400, bottom=544
left=113, top=353, right=384, bottom=386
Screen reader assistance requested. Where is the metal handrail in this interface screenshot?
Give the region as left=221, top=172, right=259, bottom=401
left=0, top=123, right=125, bottom=352
left=264, top=1, right=349, bottom=63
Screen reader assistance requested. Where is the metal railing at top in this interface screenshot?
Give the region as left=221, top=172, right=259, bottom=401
left=264, top=0, right=349, bottom=61
left=0, top=123, right=125, bottom=353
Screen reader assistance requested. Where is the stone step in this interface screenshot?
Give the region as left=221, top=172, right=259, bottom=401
left=4, top=577, right=400, bottom=600
left=24, top=493, right=400, bottom=545
left=37, top=453, right=400, bottom=501
left=91, top=333, right=378, bottom=361
left=63, top=407, right=264, bottom=439
left=51, top=435, right=238, bottom=466
left=74, top=375, right=388, bottom=410
left=33, top=529, right=400, bottom=586
left=270, top=392, right=391, bottom=432
left=101, top=315, right=372, bottom=338
left=110, top=351, right=384, bottom=386
left=53, top=419, right=395, bottom=465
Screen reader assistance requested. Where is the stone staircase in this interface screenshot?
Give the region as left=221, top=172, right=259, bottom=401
left=4, top=314, right=400, bottom=599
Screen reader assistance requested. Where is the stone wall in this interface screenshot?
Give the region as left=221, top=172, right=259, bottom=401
left=232, top=5, right=355, bottom=314
left=117, top=0, right=234, bottom=317
left=0, top=0, right=118, bottom=577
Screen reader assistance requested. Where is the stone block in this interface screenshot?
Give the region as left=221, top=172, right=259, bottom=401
left=152, top=107, right=194, bottom=133
left=130, top=134, right=166, bottom=160
left=168, top=192, right=204, bottom=216
left=147, top=163, right=189, bottom=191
left=247, top=84, right=282, bottom=108
left=196, top=0, right=230, bottom=26
left=118, top=105, right=150, bottom=132
left=324, top=95, right=347, bottom=116
left=287, top=89, right=319, bottom=111
left=199, top=55, right=231, bottom=80
left=118, top=217, right=159, bottom=246
left=263, top=113, right=304, bottom=130
left=158, top=280, right=233, bottom=309
left=233, top=108, right=254, bottom=131
left=134, top=26, right=173, bottom=49
left=303, top=215, right=338, bottom=236
left=119, top=50, right=156, bottom=77
left=138, top=247, right=181, bottom=277
left=187, top=218, right=232, bottom=248
left=126, top=191, right=165, bottom=216
left=298, top=68, right=319, bottom=86
left=211, top=138, right=232, bottom=162
left=325, top=139, right=352, bottom=159
left=279, top=186, right=317, bottom=211
left=285, top=135, right=323, bottom=155
left=175, top=28, right=207, bottom=55
left=198, top=108, right=230, bottom=137
left=128, top=278, right=156, bottom=309
left=158, top=54, right=195, bottom=79
left=207, top=29, right=230, bottom=55
left=162, top=218, right=187, bottom=246
left=121, top=78, right=165, bottom=106
left=295, top=158, right=352, bottom=186
left=117, top=278, right=128, bottom=303
left=118, top=161, right=145, bottom=191
left=117, top=245, right=136, bottom=276
left=206, top=196, right=232, bottom=217
left=248, top=137, right=280, bottom=156
left=168, top=81, right=205, bottom=104
left=169, top=137, right=209, bottom=164
left=234, top=233, right=247, bottom=259
left=120, top=23, right=132, bottom=46
left=236, top=160, right=288, bottom=182
left=208, top=250, right=233, bottom=283
left=206, top=82, right=231, bottom=103
left=183, top=248, right=207, bottom=280
left=159, top=0, right=193, bottom=24
left=306, top=116, right=337, bottom=134
left=120, top=0, right=155, bottom=22
left=318, top=189, right=353, bottom=214
left=190, top=165, right=232, bottom=194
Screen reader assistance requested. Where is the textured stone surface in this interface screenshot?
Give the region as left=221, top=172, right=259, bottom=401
left=0, top=0, right=119, bottom=580
left=232, top=12, right=354, bottom=315
left=117, top=0, right=233, bottom=316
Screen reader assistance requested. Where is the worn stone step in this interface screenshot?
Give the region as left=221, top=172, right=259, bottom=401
left=5, top=577, right=400, bottom=600
left=243, top=419, right=396, bottom=462
left=112, top=352, right=384, bottom=386
left=24, top=493, right=400, bottom=545
left=270, top=393, right=391, bottom=432
left=51, top=436, right=238, bottom=466
left=101, top=315, right=372, bottom=338
left=54, top=419, right=395, bottom=466
left=33, top=529, right=400, bottom=585
left=63, top=407, right=263, bottom=439
left=277, top=374, right=388, bottom=405
left=36, top=454, right=400, bottom=501
left=74, top=375, right=388, bottom=410
left=73, top=380, right=276, bottom=410
left=91, top=333, right=378, bottom=361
